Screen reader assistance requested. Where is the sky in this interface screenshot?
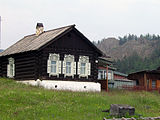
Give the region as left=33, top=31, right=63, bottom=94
left=0, top=0, right=160, bottom=49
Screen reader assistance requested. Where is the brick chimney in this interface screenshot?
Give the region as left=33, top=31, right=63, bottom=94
left=36, top=23, right=44, bottom=36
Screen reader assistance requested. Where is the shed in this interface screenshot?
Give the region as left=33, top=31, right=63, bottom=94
left=128, top=70, right=160, bottom=90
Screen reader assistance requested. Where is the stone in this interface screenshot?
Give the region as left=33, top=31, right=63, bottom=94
left=110, top=104, right=135, bottom=117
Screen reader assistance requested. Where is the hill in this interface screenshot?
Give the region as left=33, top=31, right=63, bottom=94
left=0, top=78, right=160, bottom=120
left=96, top=37, right=158, bottom=60
left=95, top=34, right=160, bottom=74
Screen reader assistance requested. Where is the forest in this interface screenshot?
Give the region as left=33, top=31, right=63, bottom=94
left=114, top=48, right=160, bottom=74
left=115, top=34, right=160, bottom=74
left=94, top=34, right=160, bottom=74
left=118, top=34, right=160, bottom=45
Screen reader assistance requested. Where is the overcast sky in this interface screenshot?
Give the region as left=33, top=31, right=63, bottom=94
left=0, top=0, right=160, bottom=49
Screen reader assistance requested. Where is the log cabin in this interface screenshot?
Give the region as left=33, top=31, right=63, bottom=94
left=128, top=69, right=160, bottom=91
left=0, top=23, right=104, bottom=92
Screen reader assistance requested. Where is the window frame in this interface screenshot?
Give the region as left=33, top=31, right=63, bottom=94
left=7, top=57, right=15, bottom=78
left=80, top=62, right=86, bottom=75
left=98, top=69, right=114, bottom=80
left=66, top=61, right=71, bottom=74
left=51, top=61, right=57, bottom=74
left=47, top=53, right=61, bottom=77
left=63, top=54, right=76, bottom=78
left=78, top=56, right=91, bottom=78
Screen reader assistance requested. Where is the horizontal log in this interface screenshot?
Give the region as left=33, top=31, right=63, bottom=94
left=15, top=74, right=35, bottom=79
left=15, top=71, right=35, bottom=76
left=16, top=68, right=35, bottom=72
left=16, top=64, right=35, bottom=69
left=15, top=60, right=35, bottom=65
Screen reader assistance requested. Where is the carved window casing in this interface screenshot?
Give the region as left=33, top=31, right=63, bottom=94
left=63, top=54, right=76, bottom=78
left=78, top=56, right=91, bottom=78
left=7, top=57, right=15, bottom=78
left=47, top=53, right=61, bottom=77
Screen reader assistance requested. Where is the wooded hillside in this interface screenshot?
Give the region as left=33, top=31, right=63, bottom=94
left=94, top=34, right=160, bottom=74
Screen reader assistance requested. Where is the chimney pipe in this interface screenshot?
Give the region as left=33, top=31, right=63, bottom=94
left=36, top=23, right=44, bottom=36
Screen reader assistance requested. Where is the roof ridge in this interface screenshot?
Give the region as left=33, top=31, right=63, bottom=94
left=0, top=24, right=76, bottom=57
left=44, top=24, right=75, bottom=33
left=24, top=24, right=75, bottom=38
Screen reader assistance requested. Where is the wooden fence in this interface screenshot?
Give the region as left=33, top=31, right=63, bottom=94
left=122, top=85, right=160, bottom=92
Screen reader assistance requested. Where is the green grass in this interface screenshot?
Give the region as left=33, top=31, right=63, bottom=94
left=0, top=78, right=160, bottom=120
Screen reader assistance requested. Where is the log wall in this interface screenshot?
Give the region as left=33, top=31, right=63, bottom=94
left=39, top=29, right=99, bottom=82
left=0, top=51, right=37, bottom=80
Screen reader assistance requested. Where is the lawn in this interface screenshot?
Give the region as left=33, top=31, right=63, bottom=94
left=0, top=78, right=160, bottom=120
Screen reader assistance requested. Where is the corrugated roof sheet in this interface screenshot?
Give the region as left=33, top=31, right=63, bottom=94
left=129, top=69, right=160, bottom=75
left=0, top=25, right=74, bottom=57
left=114, top=71, right=128, bottom=77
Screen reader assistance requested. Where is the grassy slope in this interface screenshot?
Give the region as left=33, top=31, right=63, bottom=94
left=0, top=78, right=160, bottom=120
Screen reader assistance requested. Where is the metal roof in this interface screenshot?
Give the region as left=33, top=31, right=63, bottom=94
left=114, top=71, right=128, bottom=77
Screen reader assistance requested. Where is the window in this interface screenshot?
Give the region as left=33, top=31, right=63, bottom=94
left=63, top=54, right=76, bottom=78
left=98, top=69, right=113, bottom=80
left=80, top=63, right=86, bottom=74
left=10, top=64, right=14, bottom=76
left=98, top=70, right=103, bottom=79
left=78, top=56, right=91, bottom=78
left=47, top=53, right=61, bottom=77
left=152, top=80, right=156, bottom=89
left=104, top=71, right=106, bottom=79
left=98, top=70, right=106, bottom=79
left=51, top=61, right=56, bottom=73
left=7, top=58, right=15, bottom=78
left=66, top=62, right=71, bottom=74
left=108, top=70, right=113, bottom=80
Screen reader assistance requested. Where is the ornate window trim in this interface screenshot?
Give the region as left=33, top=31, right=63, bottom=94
left=63, top=54, right=76, bottom=78
left=78, top=56, right=91, bottom=79
left=7, top=57, right=15, bottom=78
left=47, top=53, right=61, bottom=77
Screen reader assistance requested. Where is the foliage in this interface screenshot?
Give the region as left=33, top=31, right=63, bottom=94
left=114, top=42, right=160, bottom=74
left=118, top=34, right=160, bottom=45
left=0, top=78, right=160, bottom=120
left=93, top=34, right=160, bottom=46
left=93, top=34, right=160, bottom=74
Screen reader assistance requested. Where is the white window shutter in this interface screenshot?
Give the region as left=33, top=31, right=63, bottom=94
left=87, top=63, right=91, bottom=76
left=73, top=62, right=76, bottom=74
left=78, top=62, right=81, bottom=74
left=13, top=64, right=15, bottom=77
left=58, top=61, right=61, bottom=74
left=56, top=61, right=59, bottom=75
left=71, top=62, right=73, bottom=75
left=47, top=59, right=51, bottom=73
left=63, top=61, right=66, bottom=74
left=85, top=63, right=88, bottom=76
left=7, top=64, right=10, bottom=77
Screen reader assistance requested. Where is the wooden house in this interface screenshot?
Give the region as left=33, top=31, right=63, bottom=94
left=114, top=71, right=127, bottom=80
left=0, top=24, right=104, bottom=91
left=128, top=69, right=160, bottom=90
left=97, top=57, right=135, bottom=90
left=97, top=57, right=115, bottom=91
